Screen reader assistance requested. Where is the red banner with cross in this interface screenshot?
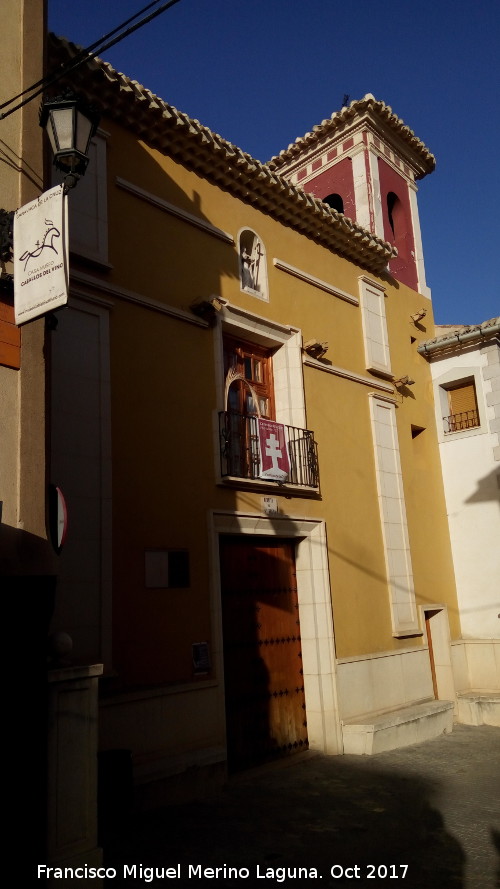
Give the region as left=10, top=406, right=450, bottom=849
left=257, top=418, right=290, bottom=482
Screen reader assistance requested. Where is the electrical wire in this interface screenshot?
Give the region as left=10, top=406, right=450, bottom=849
left=0, top=0, right=164, bottom=111
left=0, top=0, right=183, bottom=120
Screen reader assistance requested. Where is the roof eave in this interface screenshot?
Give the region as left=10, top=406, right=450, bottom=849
left=268, top=94, right=436, bottom=179
left=47, top=35, right=396, bottom=275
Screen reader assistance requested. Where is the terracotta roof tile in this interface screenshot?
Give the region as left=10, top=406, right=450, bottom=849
left=424, top=317, right=500, bottom=348
left=267, top=93, right=436, bottom=178
left=47, top=35, right=397, bottom=275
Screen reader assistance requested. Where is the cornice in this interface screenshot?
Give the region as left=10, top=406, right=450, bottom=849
left=70, top=269, right=209, bottom=328
left=268, top=95, right=436, bottom=180
left=303, top=355, right=395, bottom=395
left=116, top=177, right=235, bottom=244
left=273, top=259, right=359, bottom=305
left=275, top=118, right=423, bottom=185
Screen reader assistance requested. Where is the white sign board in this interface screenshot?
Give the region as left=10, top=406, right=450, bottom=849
left=14, top=185, right=68, bottom=325
left=262, top=497, right=279, bottom=516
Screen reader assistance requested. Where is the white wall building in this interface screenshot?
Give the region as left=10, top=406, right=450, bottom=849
left=419, top=318, right=500, bottom=721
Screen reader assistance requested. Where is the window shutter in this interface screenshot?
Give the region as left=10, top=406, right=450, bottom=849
left=445, top=381, right=479, bottom=432
left=448, top=383, right=476, bottom=416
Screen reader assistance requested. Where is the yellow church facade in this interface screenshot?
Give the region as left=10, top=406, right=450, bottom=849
left=47, top=36, right=461, bottom=801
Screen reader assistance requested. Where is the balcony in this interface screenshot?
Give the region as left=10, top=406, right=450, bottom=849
left=219, top=411, right=319, bottom=490
left=443, top=409, right=479, bottom=433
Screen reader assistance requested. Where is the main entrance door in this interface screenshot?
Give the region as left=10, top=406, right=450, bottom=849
left=220, top=536, right=308, bottom=770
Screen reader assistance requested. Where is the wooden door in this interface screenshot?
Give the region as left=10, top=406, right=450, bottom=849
left=220, top=536, right=308, bottom=770
left=223, top=337, right=275, bottom=479
left=425, top=611, right=439, bottom=699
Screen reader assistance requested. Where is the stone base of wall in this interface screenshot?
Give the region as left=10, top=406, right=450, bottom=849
left=133, top=748, right=227, bottom=811
left=451, top=639, right=500, bottom=695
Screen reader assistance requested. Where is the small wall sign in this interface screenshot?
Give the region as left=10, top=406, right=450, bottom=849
left=192, top=642, right=211, bottom=675
left=262, top=496, right=279, bottom=516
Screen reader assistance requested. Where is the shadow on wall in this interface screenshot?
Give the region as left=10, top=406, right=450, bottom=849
left=111, top=137, right=241, bottom=303
left=465, top=467, right=500, bottom=508
left=1, top=523, right=57, bottom=867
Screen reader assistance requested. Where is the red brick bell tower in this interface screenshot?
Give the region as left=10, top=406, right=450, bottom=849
left=268, top=94, right=435, bottom=295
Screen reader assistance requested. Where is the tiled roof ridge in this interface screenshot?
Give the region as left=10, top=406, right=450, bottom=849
left=267, top=93, right=436, bottom=177
left=427, top=316, right=500, bottom=346
left=47, top=35, right=397, bottom=274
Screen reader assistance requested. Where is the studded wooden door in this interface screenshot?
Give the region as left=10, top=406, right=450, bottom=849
left=220, top=536, right=308, bottom=770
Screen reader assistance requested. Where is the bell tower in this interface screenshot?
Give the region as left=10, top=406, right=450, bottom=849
left=268, top=95, right=435, bottom=295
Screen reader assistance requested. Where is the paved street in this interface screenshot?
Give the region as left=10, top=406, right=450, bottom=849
left=104, top=725, right=500, bottom=888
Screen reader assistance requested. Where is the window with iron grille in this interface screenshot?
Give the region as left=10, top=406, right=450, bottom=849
left=443, top=380, right=479, bottom=433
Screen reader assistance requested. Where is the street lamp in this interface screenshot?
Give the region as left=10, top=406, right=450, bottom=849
left=0, top=93, right=100, bottom=293
left=39, top=92, right=100, bottom=189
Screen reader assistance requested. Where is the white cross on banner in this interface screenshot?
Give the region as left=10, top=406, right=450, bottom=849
left=14, top=184, right=68, bottom=325
left=257, top=418, right=290, bottom=482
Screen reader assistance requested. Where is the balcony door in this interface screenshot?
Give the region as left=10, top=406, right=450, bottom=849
left=223, top=336, right=275, bottom=478
left=223, top=335, right=275, bottom=419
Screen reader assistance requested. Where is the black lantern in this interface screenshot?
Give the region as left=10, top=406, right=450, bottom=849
left=39, top=93, right=100, bottom=179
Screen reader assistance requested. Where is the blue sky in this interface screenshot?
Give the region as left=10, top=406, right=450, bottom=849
left=49, top=0, right=500, bottom=324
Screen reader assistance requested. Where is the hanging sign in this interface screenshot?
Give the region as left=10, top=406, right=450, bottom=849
left=13, top=184, right=68, bottom=325
left=258, top=418, right=290, bottom=482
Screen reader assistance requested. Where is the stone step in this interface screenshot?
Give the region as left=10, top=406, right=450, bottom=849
left=456, top=691, right=500, bottom=727
left=342, top=699, right=454, bottom=755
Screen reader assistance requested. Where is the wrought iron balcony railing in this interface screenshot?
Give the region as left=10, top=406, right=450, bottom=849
left=443, top=409, right=479, bottom=433
left=219, top=411, right=319, bottom=489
